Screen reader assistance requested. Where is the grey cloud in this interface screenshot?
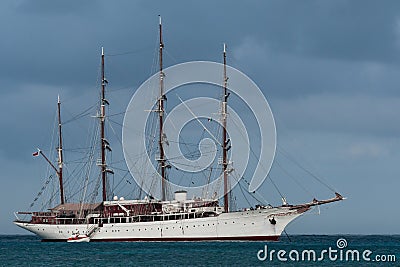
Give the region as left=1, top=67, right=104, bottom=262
left=1, top=0, right=399, bottom=235
left=272, top=94, right=400, bottom=137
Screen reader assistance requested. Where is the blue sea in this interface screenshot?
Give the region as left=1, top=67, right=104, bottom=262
left=0, top=235, right=398, bottom=266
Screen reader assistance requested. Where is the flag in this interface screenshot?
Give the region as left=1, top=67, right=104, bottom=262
left=32, top=150, right=40, bottom=157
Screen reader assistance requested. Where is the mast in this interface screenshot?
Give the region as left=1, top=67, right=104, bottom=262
left=57, top=96, right=65, bottom=204
left=158, top=15, right=167, bottom=201
left=100, top=47, right=107, bottom=202
left=222, top=43, right=229, bottom=212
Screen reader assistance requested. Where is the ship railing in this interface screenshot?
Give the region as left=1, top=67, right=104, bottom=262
left=54, top=218, right=87, bottom=225
left=32, top=211, right=53, bottom=217
left=95, top=211, right=219, bottom=225
left=14, top=212, right=32, bottom=223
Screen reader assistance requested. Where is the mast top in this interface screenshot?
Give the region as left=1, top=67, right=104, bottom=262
left=57, top=94, right=60, bottom=104
left=101, top=47, right=104, bottom=56
left=159, top=15, right=162, bottom=25
left=223, top=43, right=226, bottom=53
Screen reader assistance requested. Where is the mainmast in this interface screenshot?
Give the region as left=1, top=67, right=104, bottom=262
left=158, top=15, right=167, bottom=201
left=100, top=47, right=108, bottom=202
left=57, top=95, right=65, bottom=205
left=222, top=43, right=229, bottom=212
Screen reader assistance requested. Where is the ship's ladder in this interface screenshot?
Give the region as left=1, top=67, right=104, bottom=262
left=86, top=224, right=99, bottom=237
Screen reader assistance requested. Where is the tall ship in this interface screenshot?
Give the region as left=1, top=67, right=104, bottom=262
left=14, top=18, right=344, bottom=242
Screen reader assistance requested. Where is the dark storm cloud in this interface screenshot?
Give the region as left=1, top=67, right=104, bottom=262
left=16, top=0, right=95, bottom=15
left=258, top=1, right=400, bottom=63
left=1, top=0, right=399, bottom=234
left=2, top=0, right=400, bottom=94
left=273, top=94, right=400, bottom=138
left=0, top=1, right=154, bottom=90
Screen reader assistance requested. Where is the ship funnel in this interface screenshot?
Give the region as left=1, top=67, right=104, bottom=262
left=174, top=191, right=187, bottom=202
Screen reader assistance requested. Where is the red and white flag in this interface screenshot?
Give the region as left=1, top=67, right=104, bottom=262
left=32, top=150, right=40, bottom=157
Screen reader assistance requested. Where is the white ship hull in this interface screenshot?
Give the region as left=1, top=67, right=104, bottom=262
left=15, top=207, right=306, bottom=242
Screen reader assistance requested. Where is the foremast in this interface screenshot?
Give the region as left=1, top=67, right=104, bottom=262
left=222, top=43, right=230, bottom=212
left=158, top=16, right=167, bottom=201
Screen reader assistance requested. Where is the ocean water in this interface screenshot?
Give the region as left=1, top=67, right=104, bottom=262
left=0, top=235, right=398, bottom=266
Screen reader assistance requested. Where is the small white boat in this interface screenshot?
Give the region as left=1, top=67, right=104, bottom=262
left=67, top=234, right=90, bottom=243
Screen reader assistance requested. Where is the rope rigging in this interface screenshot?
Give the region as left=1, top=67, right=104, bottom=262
left=29, top=175, right=54, bottom=209
left=278, top=146, right=337, bottom=193
left=27, top=37, right=342, bottom=215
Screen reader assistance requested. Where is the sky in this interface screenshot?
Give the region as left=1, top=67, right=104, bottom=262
left=1, top=0, right=400, bottom=235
